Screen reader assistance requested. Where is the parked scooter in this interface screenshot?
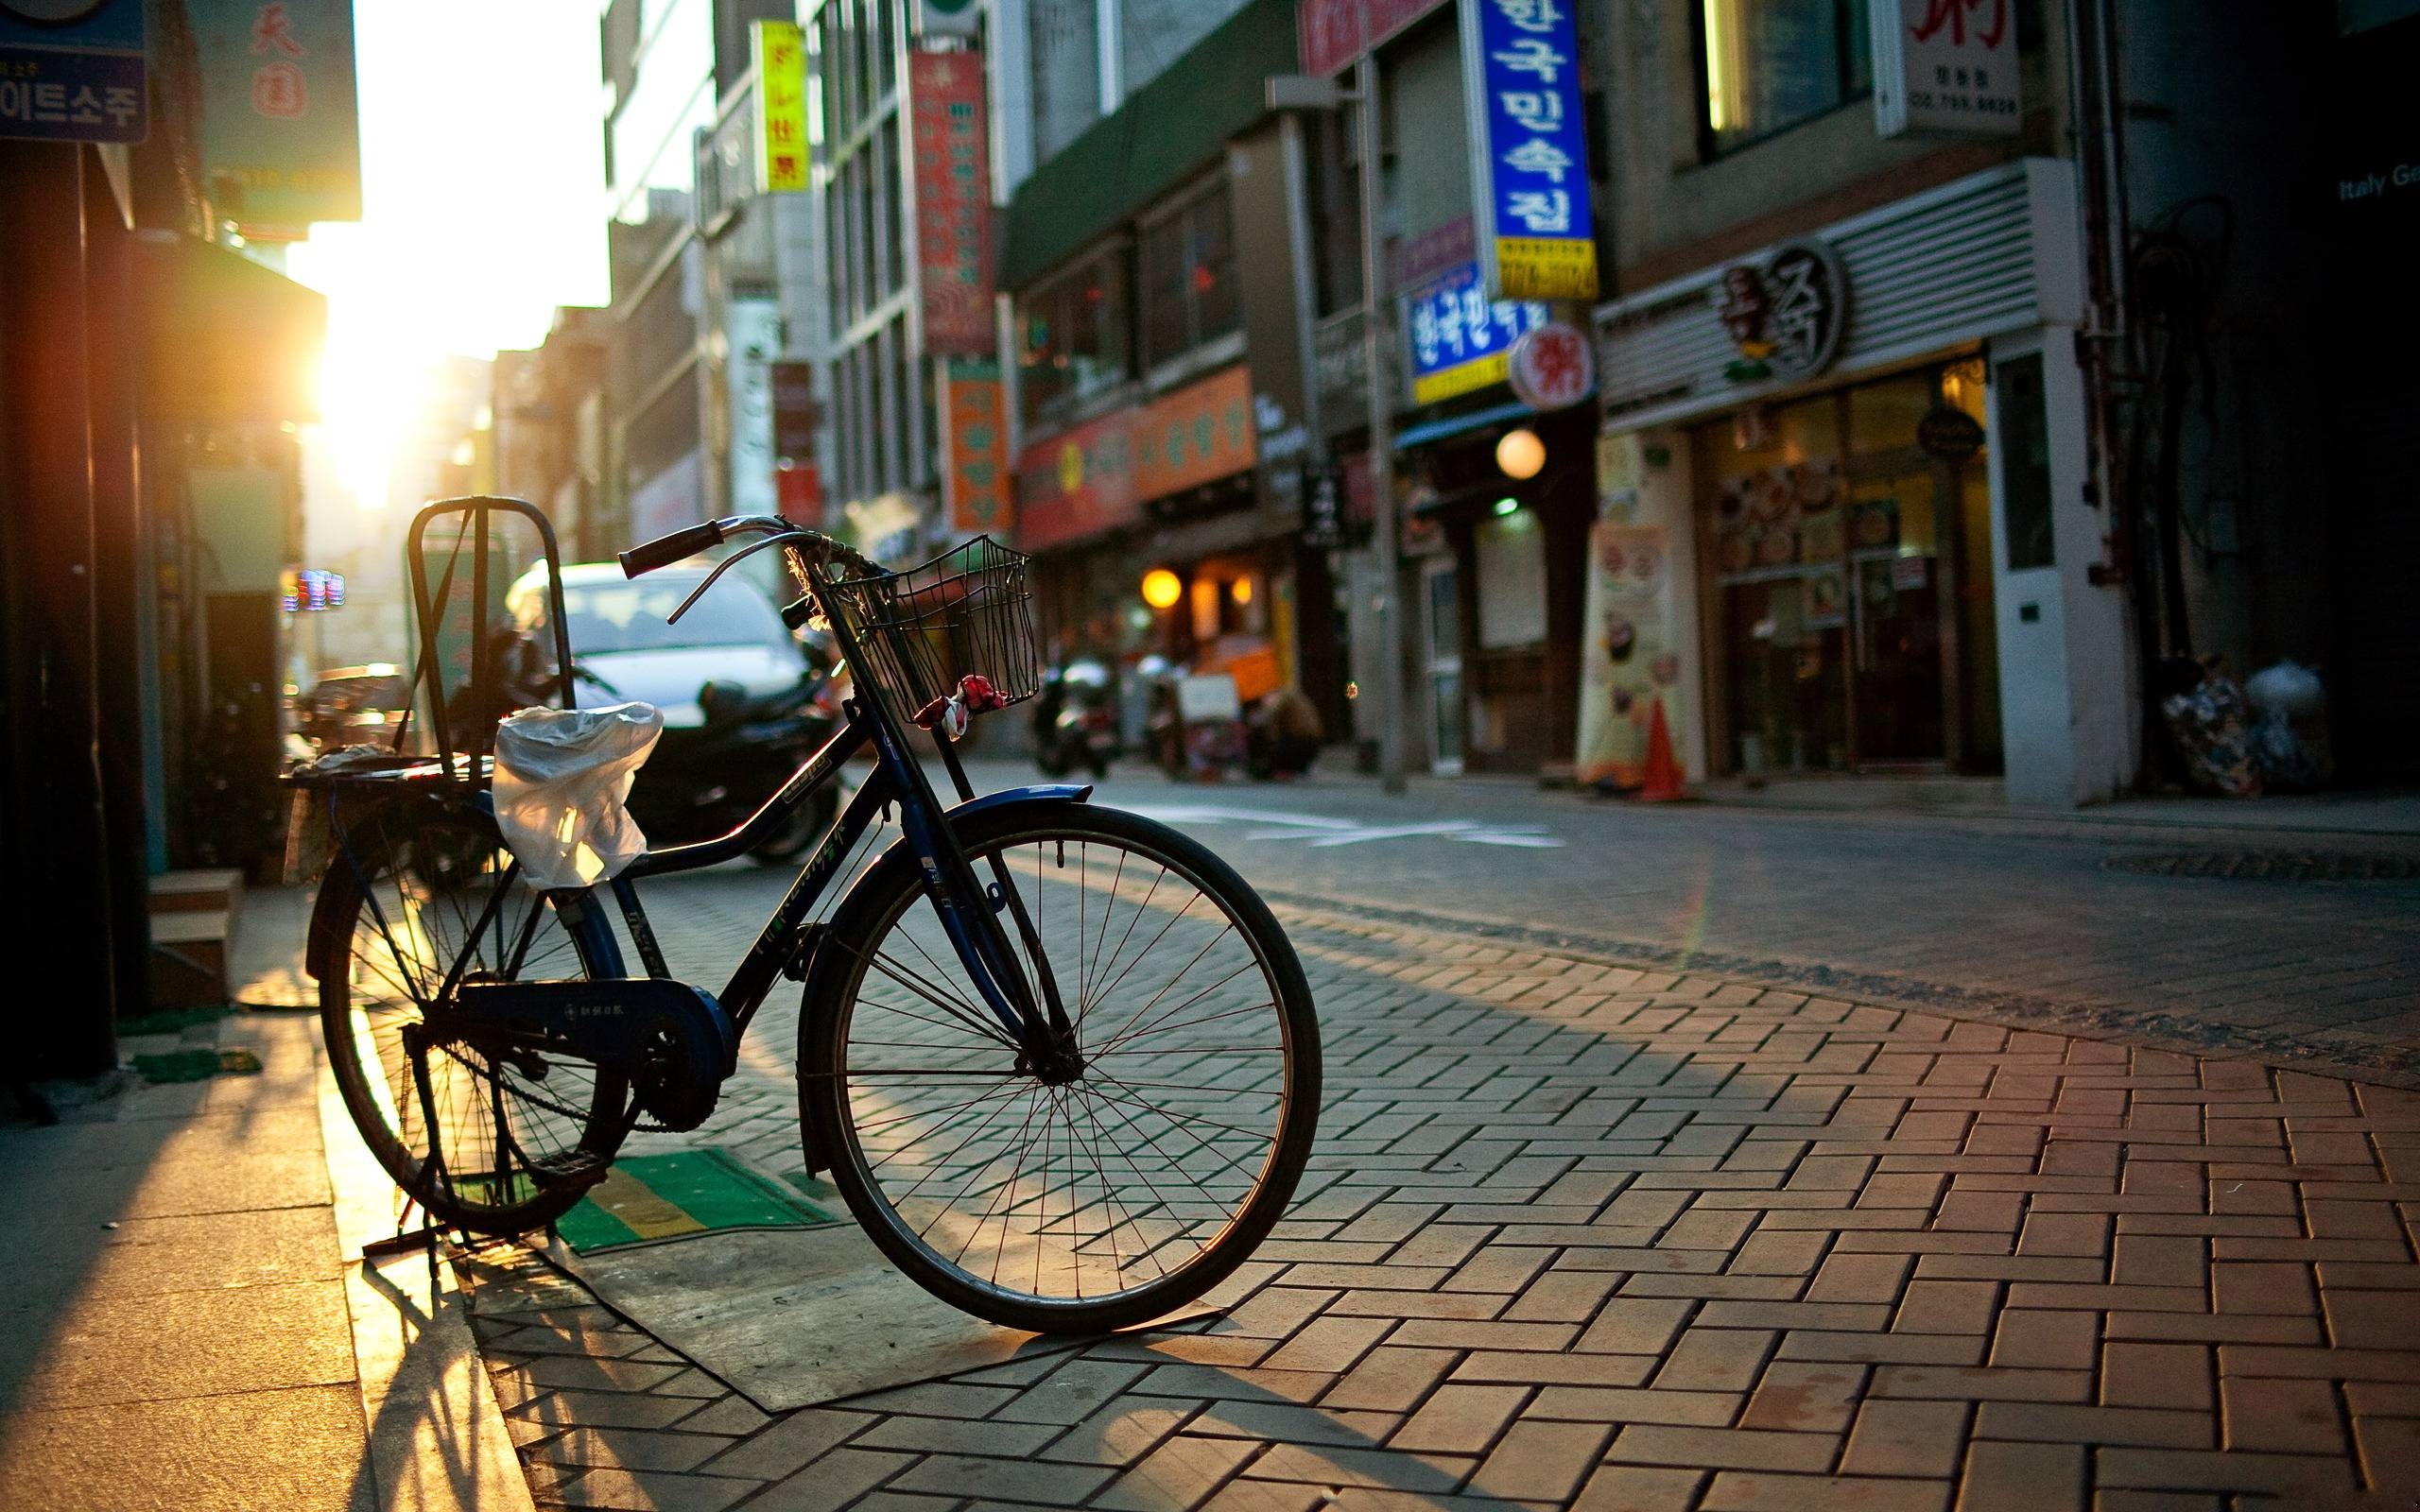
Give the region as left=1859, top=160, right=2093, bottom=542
left=1030, top=658, right=1119, bottom=778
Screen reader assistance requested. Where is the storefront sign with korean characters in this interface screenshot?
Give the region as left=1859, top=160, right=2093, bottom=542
left=753, top=21, right=807, bottom=193
left=0, top=0, right=145, bottom=145
left=1870, top=0, right=2023, bottom=138
left=1460, top=0, right=1599, bottom=301
left=1506, top=320, right=1594, bottom=411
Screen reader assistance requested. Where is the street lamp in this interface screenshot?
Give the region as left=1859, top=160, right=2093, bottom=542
left=1495, top=427, right=1546, bottom=480
left=1141, top=568, right=1183, bottom=610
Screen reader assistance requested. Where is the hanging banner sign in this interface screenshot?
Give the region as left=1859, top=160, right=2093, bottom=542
left=1405, top=262, right=1549, bottom=405
left=940, top=360, right=1012, bottom=534
left=191, top=0, right=361, bottom=236
left=1870, top=0, right=2022, bottom=138
left=1298, top=0, right=1448, bottom=77
left=752, top=20, right=807, bottom=193
left=1461, top=0, right=1598, bottom=301
left=0, top=0, right=145, bottom=145
left=909, top=48, right=994, bottom=355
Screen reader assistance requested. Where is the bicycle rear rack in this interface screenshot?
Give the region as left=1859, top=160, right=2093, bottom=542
left=405, top=495, right=579, bottom=788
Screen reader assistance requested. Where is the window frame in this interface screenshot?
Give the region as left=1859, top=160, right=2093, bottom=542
left=1014, top=239, right=1135, bottom=432
left=1689, top=0, right=1875, bottom=162
left=1136, top=175, right=1240, bottom=373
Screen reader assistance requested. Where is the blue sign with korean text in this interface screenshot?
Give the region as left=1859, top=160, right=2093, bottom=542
left=0, top=0, right=147, bottom=145
left=1465, top=0, right=1596, bottom=301
left=1406, top=262, right=1549, bottom=406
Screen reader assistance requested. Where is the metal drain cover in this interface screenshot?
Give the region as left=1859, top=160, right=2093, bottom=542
left=2104, top=851, right=2420, bottom=882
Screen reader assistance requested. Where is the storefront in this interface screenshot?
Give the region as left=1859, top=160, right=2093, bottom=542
left=1585, top=160, right=2135, bottom=808
left=1016, top=363, right=1333, bottom=732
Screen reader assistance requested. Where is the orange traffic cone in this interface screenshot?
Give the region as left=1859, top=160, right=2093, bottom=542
left=1636, top=698, right=1687, bottom=802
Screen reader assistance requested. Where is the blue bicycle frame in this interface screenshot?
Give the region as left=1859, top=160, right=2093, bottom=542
left=545, top=524, right=1086, bottom=1076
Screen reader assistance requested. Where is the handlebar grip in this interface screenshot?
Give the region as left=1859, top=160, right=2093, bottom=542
left=779, top=594, right=817, bottom=630
left=618, top=521, right=725, bottom=577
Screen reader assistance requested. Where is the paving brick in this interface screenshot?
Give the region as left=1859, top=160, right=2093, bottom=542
left=1092, top=1433, right=1262, bottom=1511
left=1390, top=1383, right=1528, bottom=1455
left=1971, top=1402, right=2210, bottom=1450
left=2099, top=1343, right=2212, bottom=1411
left=1651, top=1328, right=1777, bottom=1392
left=1605, top=1423, right=1840, bottom=1472
left=1470, top=1419, right=1615, bottom=1502
left=1956, top=1439, right=2083, bottom=1512
left=2218, top=1376, right=2344, bottom=1455
left=549, top=1466, right=767, bottom=1511
left=1739, top=1362, right=1861, bottom=1434
left=1699, top=1471, right=1951, bottom=1512
left=1570, top=1464, right=1704, bottom=1512
left=892, top=1452, right=1116, bottom=1503
left=1838, top=1398, right=1965, bottom=1478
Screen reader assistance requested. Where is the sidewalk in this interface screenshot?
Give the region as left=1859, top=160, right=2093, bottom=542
left=445, top=889, right=2420, bottom=1510
left=0, top=895, right=531, bottom=1512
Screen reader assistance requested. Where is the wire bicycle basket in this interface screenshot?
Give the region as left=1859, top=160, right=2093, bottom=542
left=817, top=536, right=1042, bottom=728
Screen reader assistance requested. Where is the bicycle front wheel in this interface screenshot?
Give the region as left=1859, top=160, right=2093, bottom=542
left=801, top=802, right=1320, bottom=1333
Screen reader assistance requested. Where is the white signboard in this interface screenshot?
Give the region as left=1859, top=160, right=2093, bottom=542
left=726, top=297, right=783, bottom=519
left=1870, top=0, right=2022, bottom=138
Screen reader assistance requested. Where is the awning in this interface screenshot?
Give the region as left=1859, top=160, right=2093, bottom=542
left=998, top=0, right=1297, bottom=291
left=1394, top=399, right=1534, bottom=451
left=134, top=233, right=327, bottom=422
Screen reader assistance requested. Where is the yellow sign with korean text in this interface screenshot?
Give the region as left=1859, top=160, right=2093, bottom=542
left=752, top=21, right=807, bottom=195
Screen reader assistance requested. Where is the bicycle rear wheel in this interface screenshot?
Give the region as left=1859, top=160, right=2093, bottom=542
left=801, top=802, right=1319, bottom=1333
left=315, top=797, right=632, bottom=1234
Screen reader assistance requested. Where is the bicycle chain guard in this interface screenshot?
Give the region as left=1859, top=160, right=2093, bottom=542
left=452, top=977, right=737, bottom=1132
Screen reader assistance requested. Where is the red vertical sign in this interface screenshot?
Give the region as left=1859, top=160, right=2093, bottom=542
left=909, top=49, right=994, bottom=356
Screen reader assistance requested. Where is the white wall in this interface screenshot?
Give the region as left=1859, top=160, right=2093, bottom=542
left=1984, top=326, right=2136, bottom=807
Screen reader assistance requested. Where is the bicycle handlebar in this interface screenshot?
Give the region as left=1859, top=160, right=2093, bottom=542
left=619, top=516, right=888, bottom=584
left=617, top=521, right=725, bottom=577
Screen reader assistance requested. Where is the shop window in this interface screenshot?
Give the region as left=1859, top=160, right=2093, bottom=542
left=1996, top=352, right=2055, bottom=570
left=1140, top=181, right=1239, bottom=370
left=1016, top=246, right=1132, bottom=430
left=1695, top=0, right=1872, bottom=156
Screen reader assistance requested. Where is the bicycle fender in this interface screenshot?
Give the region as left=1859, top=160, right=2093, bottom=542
left=792, top=782, right=1091, bottom=1176
left=947, top=782, right=1093, bottom=817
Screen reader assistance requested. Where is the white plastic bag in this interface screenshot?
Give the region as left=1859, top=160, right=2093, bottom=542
left=492, top=702, right=665, bottom=888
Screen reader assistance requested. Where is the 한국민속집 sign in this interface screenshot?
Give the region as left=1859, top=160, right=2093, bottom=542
left=1461, top=0, right=1598, bottom=301
left=1870, top=0, right=2022, bottom=138
left=1406, top=262, right=1549, bottom=406
left=191, top=0, right=361, bottom=236
left=0, top=0, right=145, bottom=146
left=753, top=20, right=807, bottom=193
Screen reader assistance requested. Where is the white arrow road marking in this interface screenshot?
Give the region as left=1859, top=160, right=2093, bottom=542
left=1126, top=803, right=1564, bottom=850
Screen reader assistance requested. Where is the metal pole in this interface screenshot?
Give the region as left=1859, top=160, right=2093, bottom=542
left=1356, top=53, right=1406, bottom=795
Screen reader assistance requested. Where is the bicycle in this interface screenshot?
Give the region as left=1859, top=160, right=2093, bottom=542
left=296, top=508, right=1321, bottom=1333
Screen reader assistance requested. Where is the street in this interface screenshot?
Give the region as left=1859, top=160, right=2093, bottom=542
left=636, top=761, right=2420, bottom=1088
left=419, top=763, right=2420, bottom=1512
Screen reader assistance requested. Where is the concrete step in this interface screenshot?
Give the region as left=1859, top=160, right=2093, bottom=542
left=148, top=868, right=246, bottom=916
left=150, top=908, right=233, bottom=1007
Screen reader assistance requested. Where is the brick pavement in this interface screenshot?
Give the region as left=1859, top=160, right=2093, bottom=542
left=452, top=891, right=2420, bottom=1511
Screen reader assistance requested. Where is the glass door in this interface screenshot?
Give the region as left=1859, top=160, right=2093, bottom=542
left=1845, top=469, right=1947, bottom=764
left=1421, top=558, right=1464, bottom=776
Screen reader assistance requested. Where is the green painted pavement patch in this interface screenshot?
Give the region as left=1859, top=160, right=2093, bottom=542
left=556, top=1148, right=844, bottom=1255
left=131, top=1047, right=262, bottom=1083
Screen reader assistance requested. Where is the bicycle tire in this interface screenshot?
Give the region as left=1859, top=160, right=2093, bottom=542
left=800, top=801, right=1320, bottom=1334
left=314, top=796, right=632, bottom=1235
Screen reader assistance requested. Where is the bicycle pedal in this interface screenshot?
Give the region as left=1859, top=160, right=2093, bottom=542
left=526, top=1149, right=613, bottom=1194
